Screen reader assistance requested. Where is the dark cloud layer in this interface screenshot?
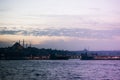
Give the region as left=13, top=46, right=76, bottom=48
left=0, top=27, right=120, bottom=39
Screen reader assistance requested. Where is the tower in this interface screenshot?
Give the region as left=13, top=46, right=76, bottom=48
left=19, top=40, right=20, bottom=45
left=29, top=42, right=31, bottom=47
left=23, top=39, right=24, bottom=48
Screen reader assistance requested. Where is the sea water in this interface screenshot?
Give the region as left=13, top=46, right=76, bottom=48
left=0, top=60, right=120, bottom=80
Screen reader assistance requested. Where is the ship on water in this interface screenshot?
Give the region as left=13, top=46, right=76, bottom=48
left=80, top=49, right=120, bottom=60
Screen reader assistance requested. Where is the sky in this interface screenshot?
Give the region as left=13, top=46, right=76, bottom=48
left=0, top=0, right=120, bottom=51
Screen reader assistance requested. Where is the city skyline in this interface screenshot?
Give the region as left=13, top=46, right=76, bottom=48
left=0, top=0, right=120, bottom=50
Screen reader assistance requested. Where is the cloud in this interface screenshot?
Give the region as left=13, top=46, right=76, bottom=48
left=0, top=27, right=120, bottom=40
left=0, top=9, right=8, bottom=12
left=0, top=30, right=21, bottom=35
left=1, top=14, right=120, bottom=30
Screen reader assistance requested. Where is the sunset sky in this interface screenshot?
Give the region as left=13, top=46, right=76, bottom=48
left=0, top=0, right=120, bottom=50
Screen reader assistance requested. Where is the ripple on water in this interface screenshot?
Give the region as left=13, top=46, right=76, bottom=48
left=0, top=60, right=120, bottom=80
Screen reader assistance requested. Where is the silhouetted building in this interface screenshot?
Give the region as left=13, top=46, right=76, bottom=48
left=12, top=42, right=24, bottom=50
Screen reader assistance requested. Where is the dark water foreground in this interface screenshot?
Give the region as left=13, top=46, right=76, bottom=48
left=0, top=60, right=120, bottom=80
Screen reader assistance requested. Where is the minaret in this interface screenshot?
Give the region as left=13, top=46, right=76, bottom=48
left=29, top=42, right=31, bottom=47
left=26, top=43, right=28, bottom=48
left=23, top=39, right=24, bottom=48
left=19, top=40, right=20, bottom=45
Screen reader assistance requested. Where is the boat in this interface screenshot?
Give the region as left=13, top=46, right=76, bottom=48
left=80, top=49, right=120, bottom=60
left=80, top=52, right=120, bottom=60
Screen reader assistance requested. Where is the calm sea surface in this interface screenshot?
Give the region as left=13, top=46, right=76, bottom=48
left=0, top=60, right=120, bottom=80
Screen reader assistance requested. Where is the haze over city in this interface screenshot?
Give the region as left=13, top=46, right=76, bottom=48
left=0, top=0, right=120, bottom=51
